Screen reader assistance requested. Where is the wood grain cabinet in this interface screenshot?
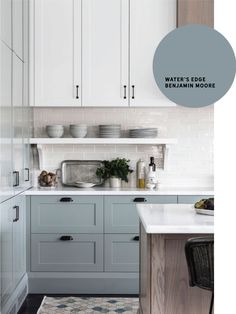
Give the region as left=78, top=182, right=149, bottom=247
left=177, top=0, right=214, bottom=27
left=139, top=225, right=213, bottom=314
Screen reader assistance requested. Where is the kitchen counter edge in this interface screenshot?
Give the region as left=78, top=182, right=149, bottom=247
left=24, top=187, right=214, bottom=196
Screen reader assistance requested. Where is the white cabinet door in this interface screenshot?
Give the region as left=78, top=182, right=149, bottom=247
left=0, top=0, right=12, bottom=48
left=130, top=0, right=176, bottom=107
left=12, top=53, right=24, bottom=194
left=82, top=0, right=129, bottom=107
left=1, top=198, right=14, bottom=303
left=23, top=0, right=32, bottom=188
left=12, top=0, right=23, bottom=60
left=0, top=43, right=14, bottom=203
left=12, top=195, right=26, bottom=287
left=34, top=0, right=81, bottom=106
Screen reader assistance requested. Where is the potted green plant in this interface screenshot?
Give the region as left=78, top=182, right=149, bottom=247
left=96, top=158, right=133, bottom=188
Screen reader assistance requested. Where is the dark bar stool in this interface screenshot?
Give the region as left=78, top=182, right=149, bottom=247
left=185, top=237, right=214, bottom=314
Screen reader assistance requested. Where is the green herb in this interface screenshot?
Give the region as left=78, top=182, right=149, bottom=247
left=96, top=158, right=133, bottom=182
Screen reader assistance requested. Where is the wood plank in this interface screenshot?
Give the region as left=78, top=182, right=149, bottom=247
left=164, top=236, right=212, bottom=314
left=177, top=0, right=214, bottom=27
left=151, top=235, right=165, bottom=314
left=139, top=223, right=151, bottom=314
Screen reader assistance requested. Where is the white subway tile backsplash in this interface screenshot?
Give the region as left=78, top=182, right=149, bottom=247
left=33, top=105, right=214, bottom=187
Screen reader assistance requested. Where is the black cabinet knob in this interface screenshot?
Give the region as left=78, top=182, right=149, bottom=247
left=59, top=235, right=74, bottom=241
left=133, top=236, right=139, bottom=241
left=60, top=197, right=73, bottom=202
left=133, top=197, right=147, bottom=202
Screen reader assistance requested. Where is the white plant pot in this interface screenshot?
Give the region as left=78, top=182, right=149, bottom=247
left=109, top=177, right=121, bottom=188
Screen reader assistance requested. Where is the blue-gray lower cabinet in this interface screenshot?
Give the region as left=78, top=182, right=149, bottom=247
left=1, top=195, right=28, bottom=314
left=31, top=234, right=103, bottom=272
left=31, top=196, right=103, bottom=233
left=27, top=194, right=179, bottom=294
left=104, top=234, right=139, bottom=272
left=178, top=195, right=214, bottom=204
left=104, top=195, right=178, bottom=233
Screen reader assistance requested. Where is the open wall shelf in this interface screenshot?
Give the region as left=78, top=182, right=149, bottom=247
left=30, top=138, right=177, bottom=145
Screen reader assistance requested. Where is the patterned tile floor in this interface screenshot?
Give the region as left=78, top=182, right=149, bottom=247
left=37, top=296, right=139, bottom=314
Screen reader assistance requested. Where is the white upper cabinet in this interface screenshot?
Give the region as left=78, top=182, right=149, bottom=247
left=0, top=0, right=12, bottom=48
left=12, top=0, right=24, bottom=60
left=12, top=53, right=24, bottom=194
left=82, top=0, right=129, bottom=107
left=129, top=0, right=176, bottom=107
left=31, top=0, right=176, bottom=107
left=34, top=0, right=81, bottom=106
left=0, top=43, right=14, bottom=203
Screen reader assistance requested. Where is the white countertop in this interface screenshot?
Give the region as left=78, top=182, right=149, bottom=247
left=137, top=204, right=214, bottom=234
left=24, top=186, right=214, bottom=195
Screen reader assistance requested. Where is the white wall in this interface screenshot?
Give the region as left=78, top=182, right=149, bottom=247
left=33, top=105, right=214, bottom=188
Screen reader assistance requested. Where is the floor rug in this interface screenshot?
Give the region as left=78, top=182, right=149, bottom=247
left=37, top=296, right=139, bottom=314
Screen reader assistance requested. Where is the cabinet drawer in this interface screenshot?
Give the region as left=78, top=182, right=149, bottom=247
left=105, top=234, right=139, bottom=272
left=31, top=234, right=103, bottom=272
left=178, top=195, right=214, bottom=204
left=104, top=195, right=177, bottom=233
left=31, top=196, right=103, bottom=233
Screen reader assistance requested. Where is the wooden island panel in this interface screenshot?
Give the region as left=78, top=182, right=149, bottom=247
left=139, top=225, right=213, bottom=314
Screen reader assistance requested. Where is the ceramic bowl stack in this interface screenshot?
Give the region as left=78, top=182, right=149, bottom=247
left=99, top=124, right=121, bottom=138
left=70, top=124, right=87, bottom=138
left=46, top=125, right=64, bottom=138
left=129, top=128, right=158, bottom=138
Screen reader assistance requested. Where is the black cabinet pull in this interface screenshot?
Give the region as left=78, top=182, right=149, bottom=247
left=133, top=236, right=139, bottom=241
left=132, top=85, right=135, bottom=99
left=13, top=171, right=19, bottom=187
left=13, top=205, right=19, bottom=222
left=133, top=197, right=147, bottom=203
left=123, top=85, right=127, bottom=99
left=25, top=168, right=30, bottom=181
left=76, top=85, right=79, bottom=99
left=60, top=235, right=74, bottom=241
left=60, top=197, right=73, bottom=202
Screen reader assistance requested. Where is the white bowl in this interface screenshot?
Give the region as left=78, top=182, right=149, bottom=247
left=70, top=130, right=87, bottom=138
left=70, top=125, right=87, bottom=138
left=46, top=125, right=64, bottom=138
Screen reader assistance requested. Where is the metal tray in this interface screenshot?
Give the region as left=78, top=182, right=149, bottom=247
left=61, top=160, right=103, bottom=187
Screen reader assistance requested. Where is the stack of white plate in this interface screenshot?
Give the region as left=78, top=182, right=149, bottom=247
left=129, top=128, right=158, bottom=138
left=99, top=125, right=121, bottom=138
